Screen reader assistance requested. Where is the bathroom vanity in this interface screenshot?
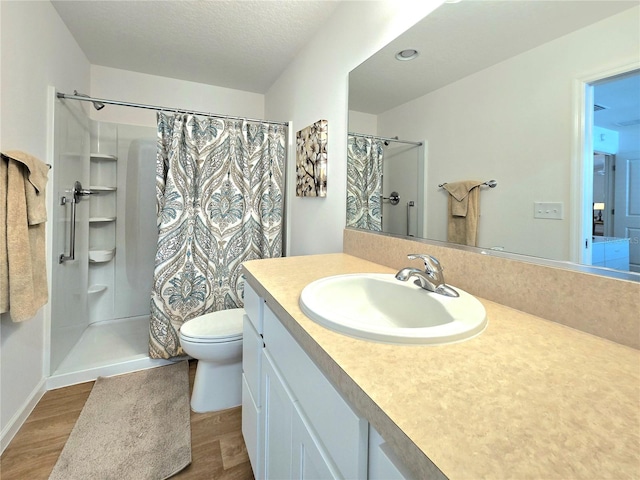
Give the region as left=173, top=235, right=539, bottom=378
left=591, top=236, right=631, bottom=271
left=241, top=254, right=639, bottom=479
left=242, top=281, right=371, bottom=479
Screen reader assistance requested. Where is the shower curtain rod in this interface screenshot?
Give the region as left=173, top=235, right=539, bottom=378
left=56, top=91, right=289, bottom=127
left=348, top=132, right=422, bottom=146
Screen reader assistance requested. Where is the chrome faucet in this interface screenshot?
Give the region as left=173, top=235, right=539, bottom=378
left=395, top=254, right=459, bottom=297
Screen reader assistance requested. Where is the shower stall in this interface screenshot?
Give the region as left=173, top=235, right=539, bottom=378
left=49, top=95, right=170, bottom=388
left=381, top=140, right=424, bottom=237
left=346, top=133, right=425, bottom=238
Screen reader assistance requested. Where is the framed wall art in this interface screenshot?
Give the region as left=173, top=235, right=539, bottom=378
left=296, top=119, right=328, bottom=197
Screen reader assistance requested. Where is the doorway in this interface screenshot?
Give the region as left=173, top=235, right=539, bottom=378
left=581, top=69, right=640, bottom=272
left=592, top=153, right=614, bottom=238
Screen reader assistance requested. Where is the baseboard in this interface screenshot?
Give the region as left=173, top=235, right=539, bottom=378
left=46, top=356, right=173, bottom=390
left=0, top=377, right=47, bottom=454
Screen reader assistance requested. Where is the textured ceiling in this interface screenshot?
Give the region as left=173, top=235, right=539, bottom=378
left=51, top=0, right=342, bottom=93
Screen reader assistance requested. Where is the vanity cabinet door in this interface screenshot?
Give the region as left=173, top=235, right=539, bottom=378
left=263, top=305, right=368, bottom=479
left=261, top=348, right=341, bottom=480
left=243, top=315, right=263, bottom=405
left=262, top=350, right=294, bottom=480
left=242, top=281, right=266, bottom=479
left=368, top=426, right=412, bottom=480
left=291, top=404, right=340, bottom=480
left=242, top=315, right=264, bottom=478
left=242, top=374, right=261, bottom=479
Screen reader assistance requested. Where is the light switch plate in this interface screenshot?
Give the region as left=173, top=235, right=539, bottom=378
left=534, top=202, right=563, bottom=220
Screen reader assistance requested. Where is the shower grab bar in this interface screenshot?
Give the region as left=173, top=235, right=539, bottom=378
left=59, top=193, right=78, bottom=264
left=59, top=181, right=96, bottom=263
left=406, top=201, right=415, bottom=237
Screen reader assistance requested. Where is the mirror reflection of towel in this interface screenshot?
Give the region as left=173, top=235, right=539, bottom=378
left=442, top=180, right=483, bottom=246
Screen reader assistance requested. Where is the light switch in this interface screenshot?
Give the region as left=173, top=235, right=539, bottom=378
left=534, top=202, right=563, bottom=220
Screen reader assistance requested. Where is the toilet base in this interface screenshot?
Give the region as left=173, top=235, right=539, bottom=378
left=191, top=359, right=242, bottom=413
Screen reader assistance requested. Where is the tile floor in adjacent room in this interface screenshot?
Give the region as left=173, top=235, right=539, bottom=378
left=0, top=361, right=254, bottom=480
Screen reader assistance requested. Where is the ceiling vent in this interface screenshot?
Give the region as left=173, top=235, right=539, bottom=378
left=593, top=104, right=608, bottom=111
left=615, top=119, right=640, bottom=127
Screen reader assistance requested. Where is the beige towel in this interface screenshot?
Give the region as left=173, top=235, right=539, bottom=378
left=443, top=180, right=484, bottom=246
left=1, top=151, right=49, bottom=321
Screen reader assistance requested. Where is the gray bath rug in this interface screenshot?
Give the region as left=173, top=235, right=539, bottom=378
left=49, top=361, right=191, bottom=480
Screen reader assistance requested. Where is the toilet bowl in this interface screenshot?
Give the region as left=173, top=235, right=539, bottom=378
left=179, top=308, right=244, bottom=413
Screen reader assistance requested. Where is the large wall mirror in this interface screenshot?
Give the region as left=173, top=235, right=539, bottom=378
left=347, top=0, right=640, bottom=278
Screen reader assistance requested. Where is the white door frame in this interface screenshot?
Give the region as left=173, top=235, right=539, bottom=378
left=570, top=61, right=640, bottom=264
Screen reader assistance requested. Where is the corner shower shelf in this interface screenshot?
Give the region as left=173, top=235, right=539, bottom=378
left=89, top=186, right=117, bottom=192
left=90, top=153, right=118, bottom=161
left=87, top=284, right=108, bottom=295
left=89, top=216, right=116, bottom=223
left=89, top=249, right=116, bottom=263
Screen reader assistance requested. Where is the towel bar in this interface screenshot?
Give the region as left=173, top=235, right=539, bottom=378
left=438, top=179, right=497, bottom=188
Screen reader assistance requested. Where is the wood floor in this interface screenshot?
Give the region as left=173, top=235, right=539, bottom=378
left=0, top=361, right=254, bottom=480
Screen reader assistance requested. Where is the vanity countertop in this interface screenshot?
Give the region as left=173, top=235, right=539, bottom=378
left=592, top=236, right=631, bottom=243
left=243, top=253, right=640, bottom=480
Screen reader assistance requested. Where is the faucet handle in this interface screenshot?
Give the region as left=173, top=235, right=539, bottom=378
left=407, top=253, right=443, bottom=273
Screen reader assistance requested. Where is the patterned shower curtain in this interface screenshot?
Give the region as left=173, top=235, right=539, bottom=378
left=346, top=135, right=384, bottom=231
left=149, top=113, right=285, bottom=359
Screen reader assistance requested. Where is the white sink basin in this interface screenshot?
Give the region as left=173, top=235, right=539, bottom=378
left=299, top=273, right=487, bottom=345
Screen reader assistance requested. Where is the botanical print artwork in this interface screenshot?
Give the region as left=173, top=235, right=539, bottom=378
left=296, top=119, right=328, bottom=197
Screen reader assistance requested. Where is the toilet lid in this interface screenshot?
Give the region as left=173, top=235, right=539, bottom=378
left=180, top=308, right=244, bottom=342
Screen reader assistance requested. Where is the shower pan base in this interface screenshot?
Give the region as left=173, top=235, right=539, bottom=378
left=47, top=316, right=172, bottom=390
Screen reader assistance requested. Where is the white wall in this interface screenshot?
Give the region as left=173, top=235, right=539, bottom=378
left=0, top=0, right=446, bottom=450
left=90, top=65, right=266, bottom=127
left=376, top=7, right=640, bottom=261
left=266, top=0, right=444, bottom=256
left=348, top=110, right=377, bottom=136
left=0, top=0, right=90, bottom=450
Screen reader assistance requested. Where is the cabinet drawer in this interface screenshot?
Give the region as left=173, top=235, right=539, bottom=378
left=242, top=374, right=261, bottom=479
left=244, top=281, right=264, bottom=333
left=605, top=257, right=629, bottom=270
left=263, top=305, right=368, bottom=479
left=243, top=315, right=263, bottom=406
left=604, top=241, right=629, bottom=260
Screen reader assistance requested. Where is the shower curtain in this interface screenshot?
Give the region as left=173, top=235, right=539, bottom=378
left=346, top=135, right=384, bottom=231
left=149, top=113, right=285, bottom=359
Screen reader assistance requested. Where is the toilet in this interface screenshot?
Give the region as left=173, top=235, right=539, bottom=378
left=179, top=308, right=244, bottom=413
